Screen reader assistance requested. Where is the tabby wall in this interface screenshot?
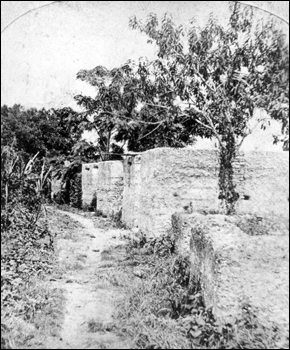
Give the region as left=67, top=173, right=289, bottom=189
left=122, top=148, right=221, bottom=236
left=81, top=163, right=99, bottom=206
left=122, top=148, right=289, bottom=236
left=96, top=161, right=123, bottom=216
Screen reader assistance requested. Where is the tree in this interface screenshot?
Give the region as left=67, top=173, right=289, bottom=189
left=126, top=4, right=288, bottom=213
left=74, top=63, right=201, bottom=156
left=75, top=3, right=288, bottom=213
left=1, top=105, right=82, bottom=160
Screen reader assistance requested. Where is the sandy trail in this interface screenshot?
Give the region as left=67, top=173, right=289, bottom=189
left=46, top=209, right=131, bottom=350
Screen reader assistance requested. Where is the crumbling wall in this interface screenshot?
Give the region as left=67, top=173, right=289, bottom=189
left=81, top=163, right=99, bottom=206
left=96, top=161, right=123, bottom=216
left=172, top=212, right=289, bottom=337
left=122, top=148, right=289, bottom=236
left=99, top=147, right=289, bottom=338
left=122, top=148, right=220, bottom=236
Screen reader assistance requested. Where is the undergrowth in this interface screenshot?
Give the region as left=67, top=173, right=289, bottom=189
left=113, top=231, right=284, bottom=349
left=1, top=146, right=61, bottom=349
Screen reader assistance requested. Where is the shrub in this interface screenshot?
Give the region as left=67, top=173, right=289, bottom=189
left=69, top=173, right=82, bottom=209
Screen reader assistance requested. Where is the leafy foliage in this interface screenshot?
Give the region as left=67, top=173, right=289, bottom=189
left=74, top=62, right=198, bottom=154
left=1, top=105, right=99, bottom=209
left=128, top=5, right=288, bottom=143
left=76, top=4, right=288, bottom=152
left=1, top=105, right=82, bottom=160
left=127, top=4, right=288, bottom=212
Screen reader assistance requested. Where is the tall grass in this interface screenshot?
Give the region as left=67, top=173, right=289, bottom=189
left=1, top=146, right=58, bottom=349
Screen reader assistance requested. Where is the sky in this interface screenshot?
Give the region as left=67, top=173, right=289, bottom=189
left=1, top=1, right=289, bottom=111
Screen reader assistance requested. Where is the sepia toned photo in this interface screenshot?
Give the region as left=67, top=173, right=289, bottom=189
left=1, top=1, right=289, bottom=349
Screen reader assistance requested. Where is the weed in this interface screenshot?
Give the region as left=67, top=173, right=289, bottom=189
left=101, top=247, right=115, bottom=261
left=87, top=319, right=104, bottom=333
left=94, top=209, right=104, bottom=217
left=1, top=147, right=62, bottom=349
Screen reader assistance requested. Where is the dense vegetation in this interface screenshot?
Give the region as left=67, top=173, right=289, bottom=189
left=1, top=105, right=102, bottom=208
left=1, top=105, right=82, bottom=159
left=1, top=146, right=57, bottom=348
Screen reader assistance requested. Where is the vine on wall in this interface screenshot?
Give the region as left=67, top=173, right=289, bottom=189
left=218, top=128, right=240, bottom=215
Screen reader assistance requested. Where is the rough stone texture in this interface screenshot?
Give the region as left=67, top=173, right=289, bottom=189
left=81, top=163, right=99, bottom=206
left=96, top=161, right=123, bottom=216
left=172, top=212, right=289, bottom=336
left=235, top=151, right=289, bottom=223
left=122, top=147, right=289, bottom=236
left=122, top=148, right=220, bottom=236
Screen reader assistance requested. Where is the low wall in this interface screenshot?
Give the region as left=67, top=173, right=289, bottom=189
left=81, top=163, right=99, bottom=206
left=96, top=161, right=123, bottom=216
left=172, top=212, right=289, bottom=336
left=122, top=148, right=289, bottom=236
left=81, top=161, right=123, bottom=214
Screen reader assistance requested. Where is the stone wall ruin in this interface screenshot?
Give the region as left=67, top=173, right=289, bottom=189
left=81, top=147, right=289, bottom=334
left=81, top=147, right=288, bottom=235
left=96, top=161, right=123, bottom=216
left=82, top=160, right=123, bottom=215
left=172, top=212, right=289, bottom=337
left=122, top=148, right=289, bottom=236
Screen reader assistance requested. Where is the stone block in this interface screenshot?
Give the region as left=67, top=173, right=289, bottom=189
left=172, top=212, right=289, bottom=336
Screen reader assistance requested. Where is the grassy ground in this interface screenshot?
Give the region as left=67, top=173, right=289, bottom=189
left=1, top=208, right=81, bottom=349
left=98, top=227, right=287, bottom=349
left=2, top=207, right=287, bottom=349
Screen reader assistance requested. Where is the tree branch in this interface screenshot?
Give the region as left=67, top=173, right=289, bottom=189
left=187, top=98, right=224, bottom=148
left=137, top=123, right=163, bottom=141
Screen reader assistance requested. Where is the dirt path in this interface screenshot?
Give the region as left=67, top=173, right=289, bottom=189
left=45, top=208, right=132, bottom=349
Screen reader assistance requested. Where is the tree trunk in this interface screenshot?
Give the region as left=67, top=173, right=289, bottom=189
left=106, top=130, right=111, bottom=161
left=218, top=127, right=239, bottom=214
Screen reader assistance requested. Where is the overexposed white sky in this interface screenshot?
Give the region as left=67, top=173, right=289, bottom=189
left=1, top=1, right=289, bottom=110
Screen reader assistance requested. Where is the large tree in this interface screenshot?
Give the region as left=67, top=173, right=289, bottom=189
left=75, top=3, right=289, bottom=213
left=74, top=64, right=202, bottom=155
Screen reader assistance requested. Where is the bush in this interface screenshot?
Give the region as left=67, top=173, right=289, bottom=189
left=69, top=173, right=82, bottom=209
